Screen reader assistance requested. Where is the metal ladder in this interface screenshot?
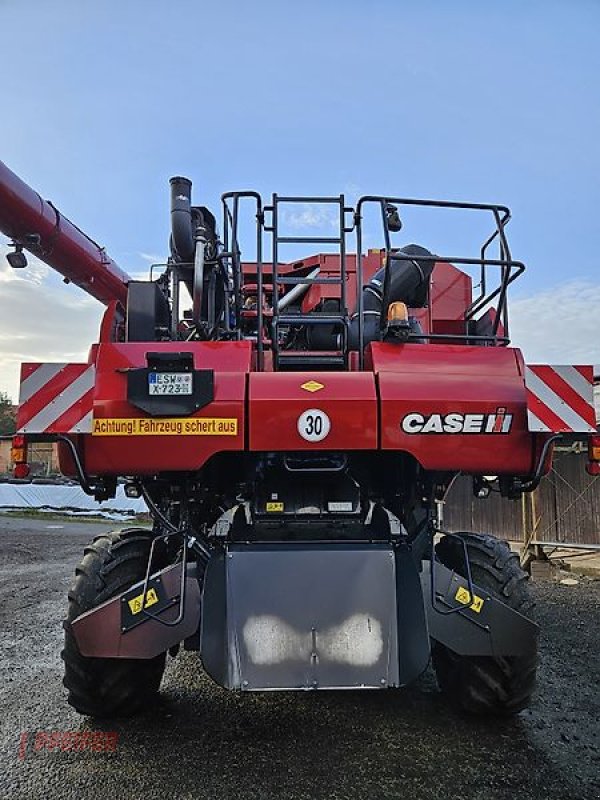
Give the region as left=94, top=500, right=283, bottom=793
left=266, top=194, right=351, bottom=371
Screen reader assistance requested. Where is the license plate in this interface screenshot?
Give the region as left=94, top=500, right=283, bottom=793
left=148, top=372, right=193, bottom=396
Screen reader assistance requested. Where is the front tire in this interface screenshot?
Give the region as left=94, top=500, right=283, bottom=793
left=62, top=528, right=167, bottom=718
left=432, top=532, right=537, bottom=716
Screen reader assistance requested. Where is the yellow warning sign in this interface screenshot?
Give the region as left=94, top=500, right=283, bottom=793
left=455, top=586, right=484, bottom=613
left=92, top=418, right=238, bottom=436
left=301, top=380, right=325, bottom=393
left=127, top=587, right=159, bottom=615
left=266, top=502, right=284, bottom=512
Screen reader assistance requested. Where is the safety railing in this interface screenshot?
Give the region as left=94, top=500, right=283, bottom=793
left=221, top=191, right=526, bottom=371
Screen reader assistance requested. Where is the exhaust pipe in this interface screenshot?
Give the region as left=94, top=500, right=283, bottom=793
left=170, top=176, right=195, bottom=263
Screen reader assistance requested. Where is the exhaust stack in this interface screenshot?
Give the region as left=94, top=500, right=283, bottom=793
left=169, top=176, right=195, bottom=263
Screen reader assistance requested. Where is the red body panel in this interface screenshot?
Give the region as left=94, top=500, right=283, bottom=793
left=370, top=342, right=537, bottom=474
left=368, top=341, right=522, bottom=375
left=85, top=342, right=251, bottom=474
left=299, top=252, right=383, bottom=314
left=18, top=340, right=557, bottom=478
left=94, top=340, right=253, bottom=373
left=248, top=372, right=377, bottom=451
left=242, top=252, right=383, bottom=317
left=244, top=254, right=473, bottom=335
left=429, top=262, right=472, bottom=328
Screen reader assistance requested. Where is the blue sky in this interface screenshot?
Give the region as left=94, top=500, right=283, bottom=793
left=1, top=0, right=599, bottom=397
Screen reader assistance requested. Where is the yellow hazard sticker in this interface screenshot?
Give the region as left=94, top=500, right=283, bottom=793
left=301, top=380, right=325, bottom=393
left=455, top=586, right=484, bottom=613
left=92, top=417, right=238, bottom=436
left=266, top=501, right=284, bottom=512
left=127, top=587, right=159, bottom=615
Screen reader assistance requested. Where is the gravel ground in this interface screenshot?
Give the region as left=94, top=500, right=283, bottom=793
left=0, top=515, right=598, bottom=800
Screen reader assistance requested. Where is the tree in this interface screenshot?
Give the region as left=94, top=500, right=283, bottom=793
left=0, top=391, right=16, bottom=436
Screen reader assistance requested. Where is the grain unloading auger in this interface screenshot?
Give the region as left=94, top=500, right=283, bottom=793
left=1, top=160, right=597, bottom=717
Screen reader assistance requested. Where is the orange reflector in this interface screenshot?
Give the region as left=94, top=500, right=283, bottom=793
left=11, top=447, right=26, bottom=463
left=387, top=301, right=409, bottom=323
left=11, top=434, right=27, bottom=465
left=589, top=435, right=600, bottom=462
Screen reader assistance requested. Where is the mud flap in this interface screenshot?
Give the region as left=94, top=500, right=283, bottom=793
left=396, top=548, right=431, bottom=681
left=200, top=544, right=430, bottom=690
left=420, top=561, right=538, bottom=657
left=71, top=562, right=201, bottom=658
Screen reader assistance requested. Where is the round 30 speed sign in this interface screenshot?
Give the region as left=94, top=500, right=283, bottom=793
left=297, top=408, right=331, bottom=442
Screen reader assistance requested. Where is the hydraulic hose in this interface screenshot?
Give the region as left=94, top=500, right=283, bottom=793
left=309, top=244, right=434, bottom=351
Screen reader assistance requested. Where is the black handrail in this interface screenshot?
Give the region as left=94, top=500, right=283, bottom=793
left=221, top=191, right=525, bottom=370
left=354, top=195, right=523, bottom=367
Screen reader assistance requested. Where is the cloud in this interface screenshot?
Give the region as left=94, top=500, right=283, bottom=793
left=0, top=245, right=103, bottom=402
left=509, top=280, right=600, bottom=369
left=126, top=253, right=167, bottom=281
left=139, top=252, right=164, bottom=264
left=281, top=186, right=362, bottom=231
left=283, top=205, right=338, bottom=231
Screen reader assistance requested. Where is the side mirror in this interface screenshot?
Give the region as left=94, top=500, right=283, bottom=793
left=6, top=243, right=27, bottom=269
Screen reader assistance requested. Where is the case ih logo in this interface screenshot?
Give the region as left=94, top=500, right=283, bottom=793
left=401, top=407, right=513, bottom=435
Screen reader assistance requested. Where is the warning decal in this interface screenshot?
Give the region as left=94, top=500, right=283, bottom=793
left=454, top=586, right=484, bottom=613
left=92, top=417, right=238, bottom=436
left=127, top=587, right=159, bottom=615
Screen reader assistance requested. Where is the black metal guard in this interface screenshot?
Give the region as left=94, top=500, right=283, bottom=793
left=136, top=531, right=189, bottom=628
left=430, top=531, right=482, bottom=618
left=135, top=484, right=210, bottom=628
left=221, top=190, right=526, bottom=371
left=354, top=195, right=524, bottom=369
left=266, top=193, right=350, bottom=370
left=221, top=191, right=264, bottom=361
left=54, top=435, right=96, bottom=496
left=517, top=433, right=561, bottom=492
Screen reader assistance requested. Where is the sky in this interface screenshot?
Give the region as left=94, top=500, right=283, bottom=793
left=0, top=0, right=599, bottom=400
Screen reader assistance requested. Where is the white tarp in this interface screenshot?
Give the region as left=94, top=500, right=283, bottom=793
left=0, top=482, right=147, bottom=517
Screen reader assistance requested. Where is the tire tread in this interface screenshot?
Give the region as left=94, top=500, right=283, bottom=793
left=432, top=532, right=537, bottom=716
left=62, top=528, right=166, bottom=718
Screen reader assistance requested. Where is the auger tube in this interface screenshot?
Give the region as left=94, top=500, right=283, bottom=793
left=0, top=160, right=130, bottom=306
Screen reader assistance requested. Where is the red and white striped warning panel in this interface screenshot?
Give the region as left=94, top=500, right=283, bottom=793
left=525, top=365, right=596, bottom=434
left=17, top=363, right=95, bottom=434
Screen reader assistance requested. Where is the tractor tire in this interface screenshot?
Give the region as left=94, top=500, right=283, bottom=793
left=62, top=527, right=167, bottom=718
left=431, top=532, right=537, bottom=716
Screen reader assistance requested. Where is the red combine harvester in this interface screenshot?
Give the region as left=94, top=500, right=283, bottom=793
left=1, top=162, right=596, bottom=718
